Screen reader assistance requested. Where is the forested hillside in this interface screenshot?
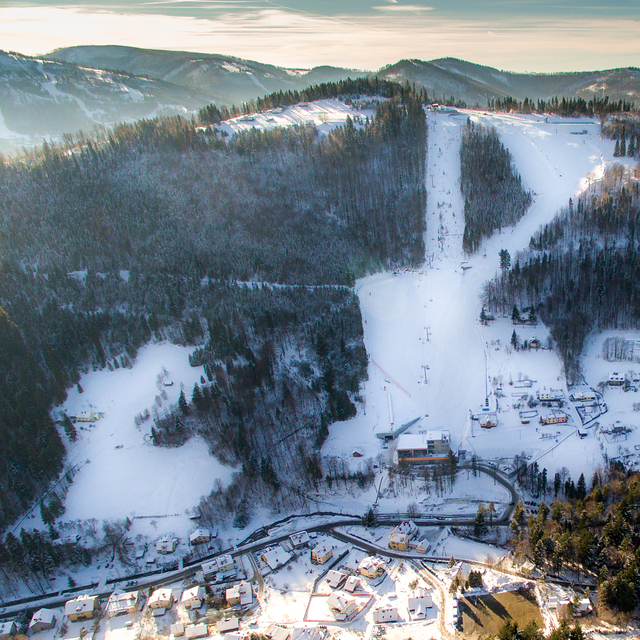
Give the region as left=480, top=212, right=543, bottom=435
left=483, top=165, right=640, bottom=383
left=460, top=120, right=532, bottom=253
left=0, top=83, right=426, bottom=530
left=511, top=463, right=640, bottom=616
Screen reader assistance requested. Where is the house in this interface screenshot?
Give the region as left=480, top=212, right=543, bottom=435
left=181, top=585, right=206, bottom=610
left=529, top=338, right=541, bottom=350
left=289, top=531, right=310, bottom=548
left=537, top=389, right=564, bottom=402
left=414, top=538, right=430, bottom=554
left=407, top=589, right=433, bottom=619
left=217, top=618, right=240, bottom=634
left=540, top=410, right=568, bottom=425
left=479, top=413, right=498, bottom=428
left=395, top=431, right=451, bottom=464
left=217, top=553, right=235, bottom=573
left=106, top=590, right=143, bottom=616
left=0, top=621, right=17, bottom=640
left=226, top=581, right=253, bottom=607
left=73, top=411, right=100, bottom=422
left=185, top=624, right=209, bottom=639
left=344, top=576, right=360, bottom=593
left=311, top=543, right=333, bottom=565
left=261, top=546, right=292, bottom=571
left=189, top=528, right=211, bottom=546
left=156, top=535, right=178, bottom=554
left=149, top=588, right=175, bottom=610
left=0, top=622, right=17, bottom=640
left=358, top=556, right=386, bottom=578
left=325, top=570, right=346, bottom=589
left=28, top=609, right=56, bottom=634
left=326, top=591, right=359, bottom=621
left=609, top=372, right=626, bottom=386
left=373, top=606, right=400, bottom=623
left=570, top=389, right=597, bottom=402
left=389, top=521, right=418, bottom=551
left=574, top=598, right=591, bottom=616
left=65, top=595, right=99, bottom=622
left=202, top=554, right=236, bottom=581
left=171, top=622, right=186, bottom=637
left=266, top=625, right=291, bottom=640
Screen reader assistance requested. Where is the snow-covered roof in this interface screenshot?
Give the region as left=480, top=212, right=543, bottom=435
left=29, top=609, right=56, bottom=627
left=326, top=591, right=356, bottom=614
left=64, top=595, right=97, bottom=616
left=217, top=618, right=239, bottom=633
left=106, top=590, right=140, bottom=615
left=185, top=623, right=208, bottom=639
left=344, top=576, right=360, bottom=593
left=262, top=545, right=292, bottom=570
left=396, top=431, right=450, bottom=450
left=182, top=585, right=205, bottom=604
left=189, top=528, right=211, bottom=543
left=326, top=569, right=346, bottom=588
left=0, top=621, right=17, bottom=636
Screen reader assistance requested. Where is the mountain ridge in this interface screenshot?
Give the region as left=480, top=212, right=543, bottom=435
left=2, top=45, right=640, bottom=153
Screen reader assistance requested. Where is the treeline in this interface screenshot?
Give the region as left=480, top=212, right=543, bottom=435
left=488, top=95, right=636, bottom=118
left=198, top=76, right=428, bottom=124
left=511, top=463, right=640, bottom=614
left=0, top=86, right=426, bottom=530
left=483, top=166, right=640, bottom=382
left=602, top=116, right=640, bottom=159
left=460, top=120, right=532, bottom=253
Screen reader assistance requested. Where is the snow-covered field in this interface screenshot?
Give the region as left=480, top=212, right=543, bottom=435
left=52, top=343, right=235, bottom=540
left=324, top=108, right=636, bottom=483
left=213, top=98, right=378, bottom=137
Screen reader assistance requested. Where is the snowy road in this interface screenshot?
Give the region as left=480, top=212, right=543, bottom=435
left=326, top=108, right=633, bottom=480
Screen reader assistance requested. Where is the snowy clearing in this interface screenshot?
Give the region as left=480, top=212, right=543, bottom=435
left=54, top=343, right=236, bottom=538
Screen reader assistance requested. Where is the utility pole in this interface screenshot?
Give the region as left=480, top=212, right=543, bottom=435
left=424, top=326, right=431, bottom=342
left=422, top=365, right=429, bottom=383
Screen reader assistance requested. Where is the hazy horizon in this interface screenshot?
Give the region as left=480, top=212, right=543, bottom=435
left=1, top=0, right=639, bottom=73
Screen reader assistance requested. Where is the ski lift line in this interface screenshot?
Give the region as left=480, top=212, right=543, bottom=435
left=372, top=360, right=412, bottom=398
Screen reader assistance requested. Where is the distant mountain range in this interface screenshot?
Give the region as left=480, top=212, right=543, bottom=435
left=1, top=44, right=639, bottom=153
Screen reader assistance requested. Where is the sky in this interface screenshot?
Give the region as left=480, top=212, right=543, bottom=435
left=1, top=0, right=639, bottom=72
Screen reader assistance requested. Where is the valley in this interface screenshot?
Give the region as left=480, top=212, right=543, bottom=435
left=3, top=100, right=640, bottom=639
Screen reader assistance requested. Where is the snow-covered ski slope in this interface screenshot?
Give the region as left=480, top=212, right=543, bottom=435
left=325, top=108, right=636, bottom=480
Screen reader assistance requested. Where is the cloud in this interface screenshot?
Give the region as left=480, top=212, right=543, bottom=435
left=373, top=4, right=434, bottom=11
left=0, top=5, right=638, bottom=73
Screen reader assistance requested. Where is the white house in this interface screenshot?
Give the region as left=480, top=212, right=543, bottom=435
left=171, top=622, right=185, bottom=637
left=189, top=529, right=211, bottom=546
left=185, top=624, right=209, bottom=639
left=65, top=595, right=99, bottom=622
left=261, top=545, right=292, bottom=571
left=156, top=536, right=178, bottom=554
left=226, top=581, right=253, bottom=606
left=202, top=554, right=235, bottom=581
left=217, top=618, right=239, bottom=634
left=106, top=590, right=143, bottom=617
left=149, top=588, right=175, bottom=610
left=609, top=372, right=626, bottom=386
left=289, top=531, right=311, bottom=548
left=407, top=589, right=433, bottom=619
left=0, top=622, right=17, bottom=640
left=310, top=543, right=333, bottom=565
left=373, top=606, right=400, bottom=623
left=181, top=585, right=206, bottom=610
left=0, top=621, right=17, bottom=640
left=266, top=625, right=291, bottom=640
left=326, top=591, right=359, bottom=621
left=325, top=570, right=346, bottom=589
left=28, top=609, right=56, bottom=634
left=344, top=576, right=360, bottom=593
